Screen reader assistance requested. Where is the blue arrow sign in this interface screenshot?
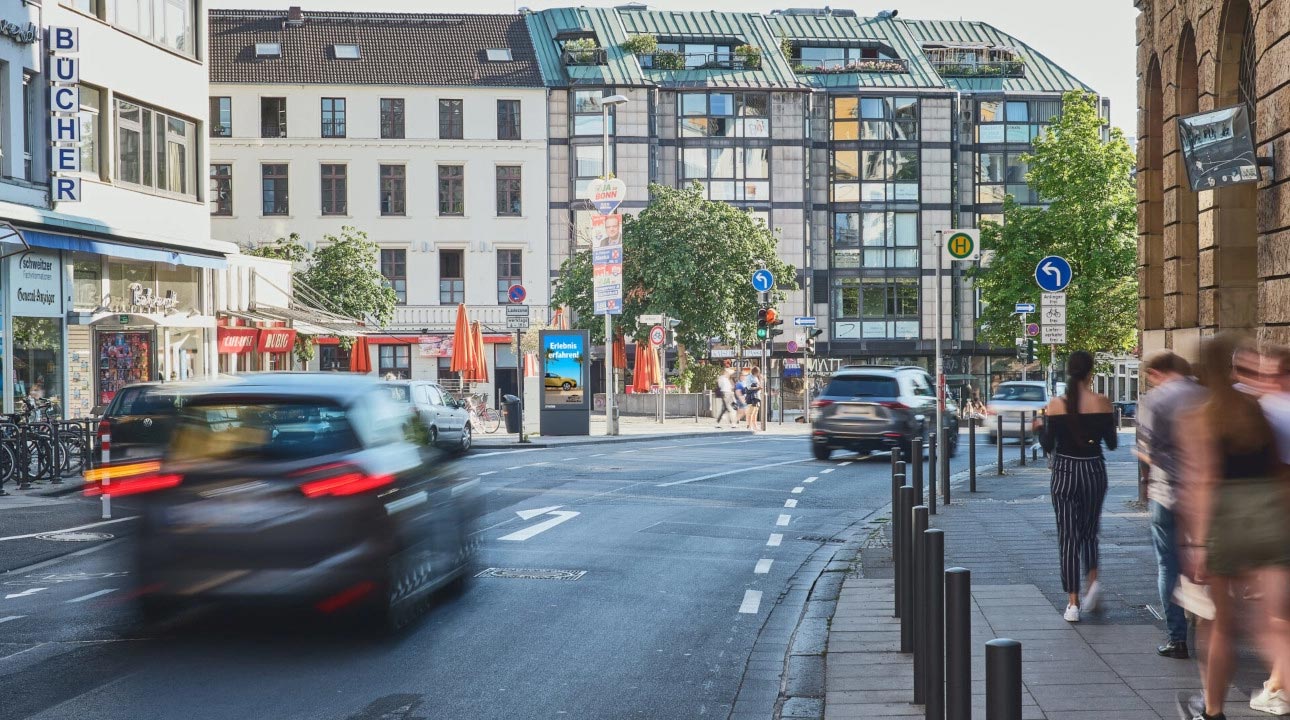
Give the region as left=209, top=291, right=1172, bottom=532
left=751, top=269, right=775, bottom=293
left=1015, top=303, right=1036, bottom=314
left=793, top=316, right=817, bottom=327
left=1034, top=256, right=1072, bottom=293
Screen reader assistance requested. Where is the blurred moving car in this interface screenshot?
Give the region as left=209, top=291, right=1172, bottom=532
left=984, top=381, right=1050, bottom=443
left=383, top=380, right=472, bottom=453
left=97, top=383, right=187, bottom=462
left=545, top=373, right=577, bottom=391
left=810, top=366, right=959, bottom=461
left=1112, top=400, right=1137, bottom=419
left=97, top=373, right=480, bottom=630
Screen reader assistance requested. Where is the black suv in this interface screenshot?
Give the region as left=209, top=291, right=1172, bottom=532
left=810, top=366, right=959, bottom=461
left=97, top=383, right=185, bottom=463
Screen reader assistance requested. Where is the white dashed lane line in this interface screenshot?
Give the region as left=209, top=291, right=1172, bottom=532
left=478, top=471, right=497, bottom=477
left=4, top=588, right=46, bottom=600
left=767, top=533, right=783, bottom=547
left=839, top=461, right=853, bottom=467
left=754, top=559, right=773, bottom=574
left=804, top=476, right=818, bottom=483
left=505, top=466, right=523, bottom=471
left=791, top=486, right=804, bottom=494
left=784, top=499, right=797, bottom=508
left=0, top=616, right=25, bottom=624
left=67, top=589, right=116, bottom=603
left=820, top=468, right=834, bottom=474
left=739, top=590, right=763, bottom=614
left=776, top=514, right=791, bottom=527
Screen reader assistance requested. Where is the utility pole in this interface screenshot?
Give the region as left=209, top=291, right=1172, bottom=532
left=934, top=231, right=945, bottom=497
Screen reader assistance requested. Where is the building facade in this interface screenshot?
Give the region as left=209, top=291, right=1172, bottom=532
left=1135, top=0, right=1283, bottom=359
left=1, top=0, right=234, bottom=417
left=207, top=9, right=549, bottom=402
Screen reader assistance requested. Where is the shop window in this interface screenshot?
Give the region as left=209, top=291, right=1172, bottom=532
left=94, top=330, right=151, bottom=406
left=210, top=164, right=233, bottom=216
left=319, top=344, right=351, bottom=372
left=379, top=345, right=411, bottom=379
left=380, top=164, right=406, bottom=216
left=380, top=98, right=405, bottom=139
left=380, top=249, right=407, bottom=304
left=115, top=98, right=198, bottom=198
left=73, top=255, right=104, bottom=311
left=14, top=318, right=64, bottom=406
left=439, top=99, right=463, bottom=139
left=439, top=250, right=464, bottom=304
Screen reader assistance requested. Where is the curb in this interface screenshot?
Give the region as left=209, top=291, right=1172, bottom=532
left=473, top=429, right=756, bottom=450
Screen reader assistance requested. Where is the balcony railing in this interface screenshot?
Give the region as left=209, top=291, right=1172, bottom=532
left=561, top=48, right=607, bottom=66
left=929, top=59, right=1026, bottom=78
left=639, top=52, right=761, bottom=71
left=390, top=304, right=551, bottom=332
left=792, top=57, right=909, bottom=74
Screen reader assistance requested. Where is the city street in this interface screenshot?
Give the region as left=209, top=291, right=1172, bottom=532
left=0, top=431, right=993, bottom=720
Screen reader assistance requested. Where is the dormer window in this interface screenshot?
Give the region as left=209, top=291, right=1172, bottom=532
left=333, top=44, right=360, bottom=59
left=485, top=48, right=513, bottom=62
left=255, top=42, right=282, bottom=58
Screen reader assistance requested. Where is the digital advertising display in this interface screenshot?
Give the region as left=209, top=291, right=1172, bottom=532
left=541, top=331, right=588, bottom=408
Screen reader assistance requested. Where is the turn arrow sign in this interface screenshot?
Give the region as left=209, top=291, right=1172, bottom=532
left=500, top=506, right=580, bottom=542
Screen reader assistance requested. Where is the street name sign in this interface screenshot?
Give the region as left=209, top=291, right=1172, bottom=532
left=638, top=314, right=664, bottom=325
left=793, top=316, right=817, bottom=327
left=1015, top=303, right=1035, bottom=314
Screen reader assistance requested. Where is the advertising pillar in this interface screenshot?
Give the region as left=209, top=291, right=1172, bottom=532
left=539, top=329, right=590, bottom=436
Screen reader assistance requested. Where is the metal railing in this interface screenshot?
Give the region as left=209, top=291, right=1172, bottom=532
left=390, top=303, right=550, bottom=332
left=639, top=52, right=761, bottom=70
left=561, top=48, right=607, bottom=66
left=792, top=57, right=910, bottom=74
left=930, top=59, right=1026, bottom=78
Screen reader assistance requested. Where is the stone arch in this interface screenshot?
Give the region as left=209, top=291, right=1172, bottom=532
left=1141, top=55, right=1164, bottom=331
left=1169, top=24, right=1199, bottom=330
left=1205, top=0, right=1258, bottom=331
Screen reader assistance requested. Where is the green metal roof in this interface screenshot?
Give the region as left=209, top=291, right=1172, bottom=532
left=903, top=19, right=1094, bottom=95
left=763, top=14, right=945, bottom=90
left=617, top=10, right=800, bottom=88
left=525, top=7, right=649, bottom=87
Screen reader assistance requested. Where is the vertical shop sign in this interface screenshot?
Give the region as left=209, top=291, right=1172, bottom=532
left=48, top=25, right=81, bottom=202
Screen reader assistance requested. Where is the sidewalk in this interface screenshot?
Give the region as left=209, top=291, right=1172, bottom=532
left=475, top=412, right=807, bottom=448
left=826, top=452, right=1267, bottom=720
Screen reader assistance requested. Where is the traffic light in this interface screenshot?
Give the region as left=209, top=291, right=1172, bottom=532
left=1026, top=339, right=1035, bottom=364
left=664, top=328, right=676, bottom=347
left=805, top=328, right=824, bottom=354
left=766, top=308, right=784, bottom=339
left=756, top=307, right=769, bottom=340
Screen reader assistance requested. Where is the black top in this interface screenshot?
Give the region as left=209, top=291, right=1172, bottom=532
left=1040, top=413, right=1118, bottom=458
left=1221, top=441, right=1279, bottom=480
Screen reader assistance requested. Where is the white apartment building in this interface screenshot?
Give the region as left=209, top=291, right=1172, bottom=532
left=208, top=8, right=549, bottom=403
left=0, top=0, right=235, bottom=417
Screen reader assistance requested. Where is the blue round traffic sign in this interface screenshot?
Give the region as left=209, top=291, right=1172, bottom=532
left=1034, top=256, right=1072, bottom=293
left=507, top=284, right=527, bottom=303
left=751, top=269, right=775, bottom=293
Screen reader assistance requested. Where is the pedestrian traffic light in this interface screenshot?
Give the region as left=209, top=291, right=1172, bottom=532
left=805, top=328, right=824, bottom=355
left=756, top=307, right=769, bottom=340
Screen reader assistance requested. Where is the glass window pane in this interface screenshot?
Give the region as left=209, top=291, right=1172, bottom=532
left=1006, top=101, right=1029, bottom=122
left=740, top=94, right=768, bottom=118
left=833, top=97, right=858, bottom=120
left=573, top=91, right=601, bottom=114
left=833, top=150, right=859, bottom=181
left=709, top=93, right=734, bottom=116
left=708, top=181, right=736, bottom=200
left=1005, top=124, right=1029, bottom=142
left=709, top=148, right=735, bottom=178
left=833, top=213, right=859, bottom=246
left=862, top=151, right=887, bottom=181
left=894, top=213, right=917, bottom=245
left=575, top=145, right=604, bottom=177
left=681, top=94, right=707, bottom=116
left=893, top=183, right=918, bottom=201
left=978, top=100, right=1002, bottom=123
left=977, top=125, right=1005, bottom=143
left=743, top=148, right=769, bottom=178
left=711, top=117, right=735, bottom=138
left=860, top=98, right=886, bottom=119
left=978, top=152, right=1005, bottom=183
left=861, top=184, right=887, bottom=201
left=977, top=184, right=1006, bottom=204
left=832, top=183, right=859, bottom=202
left=894, top=249, right=918, bottom=268
left=682, top=148, right=706, bottom=179
left=1033, top=100, right=1062, bottom=123
left=573, top=114, right=604, bottom=136
left=1005, top=155, right=1028, bottom=184
left=832, top=121, right=859, bottom=141
left=891, top=150, right=918, bottom=181
left=680, top=118, right=711, bottom=137
left=739, top=181, right=768, bottom=201
left=861, top=120, right=886, bottom=140
left=833, top=249, right=860, bottom=269
left=861, top=213, right=885, bottom=246
left=894, top=321, right=918, bottom=338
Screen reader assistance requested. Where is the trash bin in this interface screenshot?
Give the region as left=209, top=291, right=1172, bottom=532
left=502, top=394, right=522, bottom=433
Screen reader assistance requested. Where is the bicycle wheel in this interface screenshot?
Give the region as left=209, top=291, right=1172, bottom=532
left=0, top=442, right=16, bottom=489
left=483, top=408, right=502, bottom=434
left=59, top=432, right=86, bottom=476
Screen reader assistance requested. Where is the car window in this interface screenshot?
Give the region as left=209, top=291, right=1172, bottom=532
left=352, top=392, right=411, bottom=447
left=908, top=373, right=934, bottom=397
left=425, top=386, right=445, bottom=406
left=412, top=385, right=431, bottom=405
left=168, top=398, right=361, bottom=462
left=114, top=388, right=180, bottom=416
left=823, top=375, right=899, bottom=398
left=382, top=384, right=413, bottom=404
left=992, top=385, right=1046, bottom=402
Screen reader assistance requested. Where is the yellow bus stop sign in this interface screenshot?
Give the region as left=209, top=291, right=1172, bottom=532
left=944, top=229, right=979, bottom=262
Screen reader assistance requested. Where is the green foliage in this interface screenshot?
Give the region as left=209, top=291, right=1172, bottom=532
left=299, top=226, right=397, bottom=333
left=552, top=183, right=797, bottom=353
left=780, top=37, right=794, bottom=62
left=244, top=234, right=308, bottom=263
left=688, top=362, right=723, bottom=394
left=734, top=44, right=762, bottom=69
left=562, top=37, right=600, bottom=64
left=621, top=33, right=657, bottom=55
left=654, top=50, right=685, bottom=70
left=971, top=91, right=1137, bottom=363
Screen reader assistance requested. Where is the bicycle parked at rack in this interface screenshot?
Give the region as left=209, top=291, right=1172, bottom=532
left=461, top=393, right=502, bottom=434
left=0, top=398, right=95, bottom=496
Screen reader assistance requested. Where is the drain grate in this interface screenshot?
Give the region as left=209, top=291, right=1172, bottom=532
left=798, top=535, right=845, bottom=544
left=474, top=567, right=587, bottom=581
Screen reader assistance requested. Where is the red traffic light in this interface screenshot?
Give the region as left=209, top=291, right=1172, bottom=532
left=765, top=308, right=778, bottom=325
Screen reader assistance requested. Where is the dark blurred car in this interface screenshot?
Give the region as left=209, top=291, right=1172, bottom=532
left=810, top=366, right=959, bottom=461
left=382, top=381, right=472, bottom=453
left=107, top=373, right=480, bottom=630
left=1113, top=400, right=1137, bottom=419
left=97, top=383, right=186, bottom=462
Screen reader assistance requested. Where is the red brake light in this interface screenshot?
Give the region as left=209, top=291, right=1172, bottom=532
left=811, top=399, right=833, bottom=409
left=295, top=463, right=394, bottom=498
left=878, top=401, right=910, bottom=410
left=85, top=473, right=182, bottom=497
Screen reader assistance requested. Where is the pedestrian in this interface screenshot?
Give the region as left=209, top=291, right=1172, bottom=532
left=1138, top=349, right=1204, bottom=659
left=1037, top=350, right=1117, bottom=622
left=745, top=366, right=763, bottom=431
left=714, top=367, right=737, bottom=428
left=734, top=370, right=748, bottom=422
left=1177, top=335, right=1290, bottom=720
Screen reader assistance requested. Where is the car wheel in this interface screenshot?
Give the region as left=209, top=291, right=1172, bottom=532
left=562, top=382, right=573, bottom=391
left=812, top=443, right=832, bottom=461
left=457, top=423, right=472, bottom=454
left=429, top=426, right=439, bottom=447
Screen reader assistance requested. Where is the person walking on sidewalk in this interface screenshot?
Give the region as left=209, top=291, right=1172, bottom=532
left=714, top=367, right=737, bottom=428
left=1138, top=349, right=1205, bottom=660
left=1038, top=350, right=1117, bottom=623
left=1177, top=336, right=1290, bottom=720
left=745, top=367, right=763, bottom=432
left=1250, top=344, right=1290, bottom=716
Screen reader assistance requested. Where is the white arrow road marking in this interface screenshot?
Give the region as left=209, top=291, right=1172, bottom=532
left=754, top=559, right=773, bottom=574
left=67, top=589, right=116, bottom=603
left=658, top=459, right=810, bottom=487
left=500, top=507, right=580, bottom=542
left=0, top=616, right=24, bottom=624
left=784, top=499, right=797, bottom=508
left=767, top=533, right=782, bottom=547
left=791, top=487, right=804, bottom=494
left=776, top=514, right=791, bottom=527
left=739, top=590, right=762, bottom=614
left=5, top=588, right=46, bottom=600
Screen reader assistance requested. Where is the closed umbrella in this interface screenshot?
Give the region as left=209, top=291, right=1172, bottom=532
left=613, top=332, right=628, bottom=370
left=350, top=336, right=371, bottom=374
left=450, top=304, right=475, bottom=377
left=470, top=321, right=489, bottom=382
left=632, top=344, right=652, bottom=393
left=523, top=352, right=539, bottom=378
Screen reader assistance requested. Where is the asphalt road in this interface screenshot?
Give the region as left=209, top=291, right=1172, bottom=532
left=0, top=431, right=1003, bottom=720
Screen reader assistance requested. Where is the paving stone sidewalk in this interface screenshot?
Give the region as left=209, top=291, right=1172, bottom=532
left=825, top=449, right=1268, bottom=720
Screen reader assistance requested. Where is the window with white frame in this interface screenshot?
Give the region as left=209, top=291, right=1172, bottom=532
left=115, top=98, right=198, bottom=198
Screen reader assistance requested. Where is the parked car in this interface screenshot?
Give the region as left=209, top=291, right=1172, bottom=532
left=114, top=373, right=480, bottom=630
left=383, top=380, right=472, bottom=454
left=1113, top=400, right=1137, bottom=419
left=984, top=381, right=1050, bottom=443
left=97, top=383, right=187, bottom=462
left=545, top=373, right=577, bottom=391
left=810, top=366, right=959, bottom=461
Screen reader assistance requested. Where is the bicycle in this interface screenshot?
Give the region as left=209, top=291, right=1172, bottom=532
left=463, top=394, right=502, bottom=434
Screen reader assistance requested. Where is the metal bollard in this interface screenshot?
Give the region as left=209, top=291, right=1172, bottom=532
left=985, top=639, right=1022, bottom=720
left=969, top=421, right=977, bottom=492
left=912, top=505, right=929, bottom=704
left=911, top=437, right=924, bottom=507
left=928, top=433, right=938, bottom=515
left=893, top=444, right=902, bottom=471
left=925, top=530, right=946, bottom=720
left=942, top=429, right=952, bottom=506
left=899, top=486, right=916, bottom=653
left=946, top=568, right=972, bottom=720
left=892, top=470, right=906, bottom=618
left=1019, top=412, right=1026, bottom=467
left=996, top=414, right=1004, bottom=476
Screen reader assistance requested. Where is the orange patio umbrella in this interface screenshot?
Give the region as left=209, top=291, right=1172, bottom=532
left=350, top=335, right=372, bottom=374
left=612, top=332, right=628, bottom=370
left=551, top=306, right=570, bottom=330
left=523, top=352, right=539, bottom=378
left=449, top=304, right=476, bottom=377
left=469, top=321, right=489, bottom=382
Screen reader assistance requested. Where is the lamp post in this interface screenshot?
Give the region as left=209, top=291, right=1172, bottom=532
left=598, top=94, right=628, bottom=435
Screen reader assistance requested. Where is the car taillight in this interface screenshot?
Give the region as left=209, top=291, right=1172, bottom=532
left=295, top=463, right=394, bottom=498
left=811, top=399, right=833, bottom=409
left=84, top=472, right=182, bottom=497
left=878, top=401, right=910, bottom=410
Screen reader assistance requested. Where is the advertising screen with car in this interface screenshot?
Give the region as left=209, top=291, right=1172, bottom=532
left=542, top=332, right=586, bottom=407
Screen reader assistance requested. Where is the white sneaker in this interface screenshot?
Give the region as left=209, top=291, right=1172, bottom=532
left=1082, top=581, right=1101, bottom=612
left=1063, top=604, right=1080, bottom=622
left=1250, top=680, right=1290, bottom=715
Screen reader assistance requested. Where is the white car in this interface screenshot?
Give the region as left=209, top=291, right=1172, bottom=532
left=985, top=381, right=1050, bottom=442
left=383, top=381, right=472, bottom=454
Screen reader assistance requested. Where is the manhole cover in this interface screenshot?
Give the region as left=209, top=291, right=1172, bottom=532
left=474, top=567, right=586, bottom=581
left=35, top=531, right=114, bottom=542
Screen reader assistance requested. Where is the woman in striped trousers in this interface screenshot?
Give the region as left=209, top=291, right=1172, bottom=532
left=1038, top=351, right=1118, bottom=622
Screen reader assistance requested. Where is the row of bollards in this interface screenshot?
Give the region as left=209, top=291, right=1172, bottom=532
left=891, top=444, right=1023, bottom=720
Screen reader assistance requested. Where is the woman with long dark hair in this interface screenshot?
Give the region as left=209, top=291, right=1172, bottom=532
left=1039, top=350, right=1117, bottom=622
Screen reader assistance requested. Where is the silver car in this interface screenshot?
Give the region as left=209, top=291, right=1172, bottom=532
left=384, top=381, right=472, bottom=454
left=985, top=381, right=1049, bottom=442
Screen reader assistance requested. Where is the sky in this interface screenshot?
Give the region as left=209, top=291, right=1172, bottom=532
left=208, top=0, right=1139, bottom=137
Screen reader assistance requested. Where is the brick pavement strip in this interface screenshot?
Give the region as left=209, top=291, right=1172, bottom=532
left=824, top=454, right=1268, bottom=719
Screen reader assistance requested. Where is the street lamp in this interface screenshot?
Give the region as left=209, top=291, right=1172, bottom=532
left=597, top=94, right=628, bottom=435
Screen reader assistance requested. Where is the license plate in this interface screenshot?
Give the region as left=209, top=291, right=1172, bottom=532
left=836, top=405, right=876, bottom=418
left=167, top=501, right=281, bottom=527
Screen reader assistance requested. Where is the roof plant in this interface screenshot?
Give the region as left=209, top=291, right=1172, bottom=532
left=734, top=44, right=762, bottom=70
left=620, top=33, right=657, bottom=55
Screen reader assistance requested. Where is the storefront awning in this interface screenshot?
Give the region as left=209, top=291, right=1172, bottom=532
left=245, top=304, right=363, bottom=338
left=22, top=229, right=228, bottom=269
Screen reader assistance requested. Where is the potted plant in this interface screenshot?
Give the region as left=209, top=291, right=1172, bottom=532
left=563, top=37, right=600, bottom=65
left=654, top=49, right=685, bottom=70
left=734, top=44, right=761, bottom=69
left=621, top=33, right=657, bottom=55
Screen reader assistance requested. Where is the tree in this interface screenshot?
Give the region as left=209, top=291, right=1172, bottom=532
left=551, top=183, right=797, bottom=350
left=972, top=91, right=1137, bottom=362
